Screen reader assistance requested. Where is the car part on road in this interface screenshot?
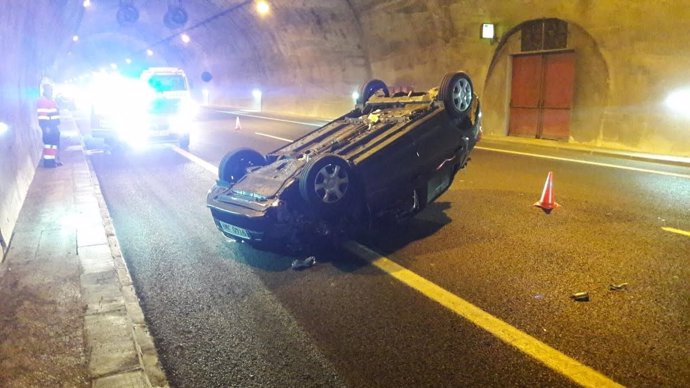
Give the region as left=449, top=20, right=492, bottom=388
left=291, top=256, right=317, bottom=270
left=608, top=282, right=628, bottom=291
left=570, top=292, right=590, bottom=302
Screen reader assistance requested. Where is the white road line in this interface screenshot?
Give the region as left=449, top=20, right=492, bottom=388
left=216, top=110, right=324, bottom=127
left=476, top=146, right=690, bottom=179
left=171, top=146, right=218, bottom=175
left=254, top=131, right=293, bottom=143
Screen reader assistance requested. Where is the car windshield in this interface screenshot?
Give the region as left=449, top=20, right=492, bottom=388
left=147, top=75, right=187, bottom=92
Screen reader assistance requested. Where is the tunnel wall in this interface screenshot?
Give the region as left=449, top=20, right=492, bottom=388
left=184, top=0, right=372, bottom=119
left=0, top=0, right=82, bottom=260
left=186, top=0, right=690, bottom=155
left=348, top=0, right=690, bottom=155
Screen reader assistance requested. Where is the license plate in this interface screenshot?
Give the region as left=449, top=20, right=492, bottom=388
left=219, top=221, right=251, bottom=239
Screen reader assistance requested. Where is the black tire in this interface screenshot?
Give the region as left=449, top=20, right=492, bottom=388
left=218, top=148, right=266, bottom=183
left=299, top=154, right=354, bottom=214
left=438, top=72, right=474, bottom=118
left=178, top=134, right=190, bottom=150
left=358, top=79, right=390, bottom=104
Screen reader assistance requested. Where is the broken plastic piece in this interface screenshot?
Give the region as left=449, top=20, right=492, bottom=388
left=570, top=291, right=589, bottom=302
left=291, top=256, right=316, bottom=270
left=609, top=282, right=628, bottom=291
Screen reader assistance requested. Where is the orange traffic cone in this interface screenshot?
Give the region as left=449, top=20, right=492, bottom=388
left=534, top=171, right=560, bottom=213
left=235, top=116, right=241, bottom=131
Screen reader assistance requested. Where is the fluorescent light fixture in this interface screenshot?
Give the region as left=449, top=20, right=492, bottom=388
left=256, top=1, right=270, bottom=16
left=0, top=122, right=9, bottom=135
left=481, top=23, right=495, bottom=39
left=180, top=33, right=191, bottom=44
left=72, top=35, right=79, bottom=42
left=83, top=0, right=91, bottom=7
left=665, top=89, right=690, bottom=118
left=146, top=49, right=154, bottom=56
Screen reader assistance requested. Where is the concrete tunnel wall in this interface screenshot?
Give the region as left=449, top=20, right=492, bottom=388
left=0, top=0, right=83, bottom=259
left=2, top=0, right=690, bottom=259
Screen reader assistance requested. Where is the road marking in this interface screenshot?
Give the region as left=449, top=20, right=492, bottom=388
left=343, top=241, right=623, bottom=388
left=215, top=110, right=325, bottom=127
left=476, top=146, right=690, bottom=179
left=254, top=131, right=293, bottom=143
left=661, top=227, right=690, bottom=237
left=171, top=146, right=218, bottom=175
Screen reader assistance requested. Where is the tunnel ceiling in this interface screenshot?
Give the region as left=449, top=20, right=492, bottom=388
left=56, top=0, right=379, bottom=80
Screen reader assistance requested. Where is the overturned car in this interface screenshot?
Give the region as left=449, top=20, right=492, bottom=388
left=207, top=71, right=482, bottom=249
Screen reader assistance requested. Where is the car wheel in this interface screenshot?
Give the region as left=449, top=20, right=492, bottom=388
left=299, top=154, right=354, bottom=214
left=178, top=134, right=190, bottom=150
left=358, top=79, right=390, bottom=104
left=438, top=71, right=474, bottom=119
left=218, top=148, right=266, bottom=183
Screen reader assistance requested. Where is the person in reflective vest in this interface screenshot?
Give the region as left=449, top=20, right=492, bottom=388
left=37, top=83, right=62, bottom=166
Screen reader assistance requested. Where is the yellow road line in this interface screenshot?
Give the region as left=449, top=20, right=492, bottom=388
left=661, top=227, right=690, bottom=237
left=475, top=146, right=690, bottom=179
left=343, top=241, right=623, bottom=388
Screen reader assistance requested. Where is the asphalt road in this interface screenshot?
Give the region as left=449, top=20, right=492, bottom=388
left=84, top=108, right=690, bottom=387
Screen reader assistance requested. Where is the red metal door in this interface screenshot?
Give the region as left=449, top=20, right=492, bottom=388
left=509, top=51, right=575, bottom=140
left=509, top=55, right=542, bottom=137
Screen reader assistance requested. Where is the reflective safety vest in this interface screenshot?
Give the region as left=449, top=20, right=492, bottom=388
left=37, top=96, right=60, bottom=129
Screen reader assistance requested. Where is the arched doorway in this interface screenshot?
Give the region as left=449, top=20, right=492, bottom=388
left=483, top=18, right=609, bottom=144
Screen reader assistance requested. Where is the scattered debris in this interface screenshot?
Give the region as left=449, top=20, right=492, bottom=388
left=291, top=256, right=316, bottom=270
left=570, top=291, right=590, bottom=302
left=609, top=282, right=629, bottom=291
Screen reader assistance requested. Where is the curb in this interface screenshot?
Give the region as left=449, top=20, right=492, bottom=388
left=84, top=152, right=169, bottom=387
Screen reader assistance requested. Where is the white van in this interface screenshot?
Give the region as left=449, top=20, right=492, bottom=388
left=91, top=67, right=197, bottom=149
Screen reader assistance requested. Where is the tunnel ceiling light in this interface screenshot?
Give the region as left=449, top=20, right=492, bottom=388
left=83, top=0, right=91, bottom=7
left=110, top=63, right=118, bottom=70
left=180, top=33, right=191, bottom=43
left=256, top=1, right=270, bottom=16
left=481, top=23, right=495, bottom=39
left=72, top=35, right=79, bottom=42
left=665, top=89, right=690, bottom=118
left=252, top=89, right=262, bottom=99
left=117, top=0, right=139, bottom=26
left=0, top=122, right=9, bottom=136
left=146, top=49, right=154, bottom=56
left=164, top=3, right=189, bottom=29
left=125, top=58, right=132, bottom=64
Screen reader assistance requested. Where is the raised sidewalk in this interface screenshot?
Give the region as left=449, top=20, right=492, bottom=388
left=0, top=112, right=168, bottom=387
